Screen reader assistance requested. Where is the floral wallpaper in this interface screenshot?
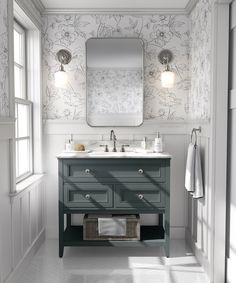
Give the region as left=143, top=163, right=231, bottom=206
left=0, top=0, right=9, bottom=117
left=42, top=14, right=190, bottom=121
left=87, top=68, right=143, bottom=115
left=189, top=0, right=211, bottom=120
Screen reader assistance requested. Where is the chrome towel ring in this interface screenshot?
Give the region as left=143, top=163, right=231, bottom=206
left=191, top=127, right=201, bottom=146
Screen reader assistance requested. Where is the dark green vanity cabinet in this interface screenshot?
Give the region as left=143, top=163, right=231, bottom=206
left=58, top=157, right=171, bottom=257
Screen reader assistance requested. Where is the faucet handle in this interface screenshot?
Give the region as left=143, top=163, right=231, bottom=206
left=100, top=144, right=109, bottom=152
left=121, top=144, right=130, bottom=152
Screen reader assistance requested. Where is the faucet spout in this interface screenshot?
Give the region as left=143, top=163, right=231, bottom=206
left=110, top=130, right=117, bottom=152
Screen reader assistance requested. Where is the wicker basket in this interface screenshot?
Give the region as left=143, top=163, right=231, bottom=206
left=83, top=214, right=140, bottom=240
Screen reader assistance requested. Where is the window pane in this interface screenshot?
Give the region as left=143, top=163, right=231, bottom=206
left=14, top=65, right=24, bottom=98
left=15, top=103, right=18, bottom=137
left=16, top=141, right=19, bottom=178
left=14, top=29, right=21, bottom=64
left=18, top=139, right=30, bottom=176
left=18, top=103, right=29, bottom=137
left=14, top=29, right=24, bottom=65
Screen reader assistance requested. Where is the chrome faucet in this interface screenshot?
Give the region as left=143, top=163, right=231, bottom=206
left=110, top=130, right=117, bottom=152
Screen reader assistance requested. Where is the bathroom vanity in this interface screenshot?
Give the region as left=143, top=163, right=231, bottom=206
left=57, top=152, right=171, bottom=257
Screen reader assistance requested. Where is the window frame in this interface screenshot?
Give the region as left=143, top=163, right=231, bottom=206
left=14, top=20, right=34, bottom=183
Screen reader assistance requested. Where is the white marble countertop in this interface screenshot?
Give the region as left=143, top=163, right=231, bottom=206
left=57, top=151, right=172, bottom=159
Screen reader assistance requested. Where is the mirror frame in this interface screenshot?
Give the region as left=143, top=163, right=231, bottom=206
left=86, top=37, right=144, bottom=127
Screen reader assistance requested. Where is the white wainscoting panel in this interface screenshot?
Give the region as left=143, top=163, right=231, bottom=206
left=185, top=123, right=211, bottom=277
left=0, top=140, right=12, bottom=283
left=11, top=178, right=45, bottom=274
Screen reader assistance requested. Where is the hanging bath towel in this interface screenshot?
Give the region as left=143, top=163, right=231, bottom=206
left=191, top=145, right=204, bottom=198
left=185, top=143, right=195, bottom=192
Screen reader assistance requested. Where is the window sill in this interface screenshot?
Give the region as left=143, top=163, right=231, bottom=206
left=10, top=174, right=45, bottom=198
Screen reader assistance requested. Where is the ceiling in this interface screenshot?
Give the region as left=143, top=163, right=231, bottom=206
left=40, top=0, right=193, bottom=11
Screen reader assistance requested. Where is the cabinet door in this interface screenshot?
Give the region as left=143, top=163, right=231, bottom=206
left=115, top=183, right=166, bottom=209
left=64, top=183, right=113, bottom=208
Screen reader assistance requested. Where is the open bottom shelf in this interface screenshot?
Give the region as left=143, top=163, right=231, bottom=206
left=64, top=225, right=165, bottom=247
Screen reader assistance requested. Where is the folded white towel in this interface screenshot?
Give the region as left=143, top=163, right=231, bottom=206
left=98, top=218, right=126, bottom=236
left=185, top=143, right=195, bottom=192
left=191, top=145, right=204, bottom=198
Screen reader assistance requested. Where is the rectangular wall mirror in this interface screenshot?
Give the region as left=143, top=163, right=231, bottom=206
left=86, top=38, right=144, bottom=127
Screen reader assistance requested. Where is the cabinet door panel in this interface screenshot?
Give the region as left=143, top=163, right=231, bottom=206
left=115, top=183, right=166, bottom=209
left=64, top=183, right=113, bottom=208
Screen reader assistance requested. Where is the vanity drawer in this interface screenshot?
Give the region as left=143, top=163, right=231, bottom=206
left=64, top=183, right=113, bottom=208
left=115, top=183, right=166, bottom=209
left=63, top=159, right=165, bottom=181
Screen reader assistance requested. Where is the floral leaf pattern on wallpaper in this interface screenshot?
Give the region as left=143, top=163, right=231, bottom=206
left=87, top=69, right=143, bottom=115
left=42, top=14, right=189, bottom=121
left=189, top=0, right=211, bottom=120
left=0, top=0, right=9, bottom=117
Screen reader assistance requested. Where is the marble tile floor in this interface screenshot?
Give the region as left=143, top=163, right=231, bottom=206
left=14, top=239, right=209, bottom=283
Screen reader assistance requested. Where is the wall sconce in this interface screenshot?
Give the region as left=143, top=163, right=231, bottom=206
left=158, top=49, right=175, bottom=88
left=55, top=49, right=72, bottom=88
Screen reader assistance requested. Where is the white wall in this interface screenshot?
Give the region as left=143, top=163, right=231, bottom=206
left=227, top=1, right=236, bottom=281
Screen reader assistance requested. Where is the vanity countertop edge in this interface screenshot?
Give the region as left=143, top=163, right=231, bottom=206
left=56, top=152, right=172, bottom=159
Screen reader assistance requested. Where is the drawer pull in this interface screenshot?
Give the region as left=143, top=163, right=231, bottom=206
left=85, top=194, right=91, bottom=200
left=138, top=169, right=144, bottom=174
left=85, top=169, right=90, bottom=174
left=138, top=194, right=144, bottom=200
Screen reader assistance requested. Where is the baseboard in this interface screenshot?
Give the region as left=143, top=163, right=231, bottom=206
left=170, top=226, right=186, bottom=239
left=5, top=229, right=45, bottom=283
left=185, top=228, right=211, bottom=281
left=45, top=226, right=58, bottom=239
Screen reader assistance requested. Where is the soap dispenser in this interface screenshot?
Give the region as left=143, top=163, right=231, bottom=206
left=141, top=137, right=147, bottom=150
left=154, top=132, right=163, bottom=153
left=65, top=134, right=74, bottom=152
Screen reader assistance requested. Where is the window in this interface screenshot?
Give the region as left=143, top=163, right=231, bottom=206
left=14, top=21, right=33, bottom=182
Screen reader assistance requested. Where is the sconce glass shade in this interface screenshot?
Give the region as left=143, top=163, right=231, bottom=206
left=55, top=65, right=68, bottom=88
left=55, top=49, right=72, bottom=88
left=161, top=70, right=175, bottom=88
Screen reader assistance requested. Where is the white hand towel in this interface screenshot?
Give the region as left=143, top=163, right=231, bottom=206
left=191, top=145, right=204, bottom=198
left=98, top=218, right=126, bottom=236
left=185, top=143, right=195, bottom=192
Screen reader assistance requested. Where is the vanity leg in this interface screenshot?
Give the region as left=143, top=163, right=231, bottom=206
left=67, top=214, right=72, bottom=227
left=164, top=210, right=170, bottom=258
left=59, top=202, right=64, bottom=258
left=158, top=214, right=163, bottom=227
left=165, top=161, right=170, bottom=258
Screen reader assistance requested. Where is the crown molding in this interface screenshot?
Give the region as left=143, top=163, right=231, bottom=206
left=213, top=0, right=232, bottom=3
left=31, top=0, right=45, bottom=14
left=185, top=0, right=198, bottom=14
left=15, top=0, right=42, bottom=28
left=42, top=7, right=187, bottom=15
left=29, top=0, right=233, bottom=16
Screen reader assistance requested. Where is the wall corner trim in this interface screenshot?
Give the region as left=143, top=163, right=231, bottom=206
left=185, top=0, right=199, bottom=14
left=31, top=0, right=45, bottom=14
